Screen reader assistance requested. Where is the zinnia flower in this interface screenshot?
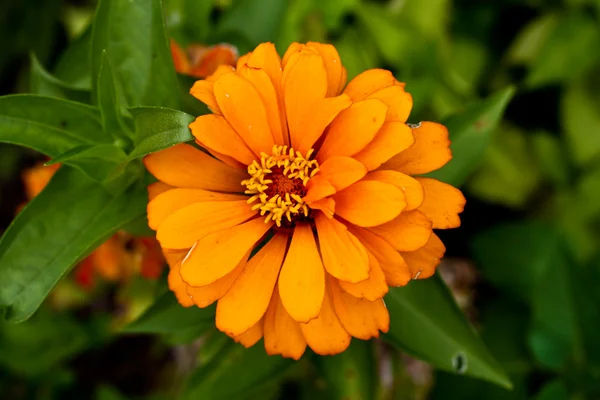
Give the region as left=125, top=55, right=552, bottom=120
left=145, top=42, right=465, bottom=359
left=171, top=39, right=238, bottom=78
left=21, top=163, right=165, bottom=289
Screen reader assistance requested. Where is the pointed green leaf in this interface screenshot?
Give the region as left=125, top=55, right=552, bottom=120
left=53, top=27, right=92, bottom=90
left=128, top=107, right=194, bottom=158
left=384, top=274, right=511, bottom=389
left=29, top=54, right=90, bottom=103
left=318, top=340, right=378, bottom=400
left=90, top=0, right=179, bottom=108
left=428, top=87, right=515, bottom=187
left=0, top=167, right=146, bottom=322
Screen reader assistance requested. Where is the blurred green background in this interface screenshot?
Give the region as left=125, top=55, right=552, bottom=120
left=2, top=0, right=600, bottom=399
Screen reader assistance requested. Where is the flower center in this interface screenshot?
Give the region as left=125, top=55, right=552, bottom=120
left=242, top=145, right=320, bottom=227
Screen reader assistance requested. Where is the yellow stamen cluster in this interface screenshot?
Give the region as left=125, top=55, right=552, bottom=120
left=242, top=145, right=320, bottom=227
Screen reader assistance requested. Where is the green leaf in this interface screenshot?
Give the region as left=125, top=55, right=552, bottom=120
left=29, top=54, right=90, bottom=103
left=561, top=79, right=600, bottom=166
left=124, top=290, right=215, bottom=338
left=534, top=380, right=570, bottom=400
left=384, top=274, right=511, bottom=388
left=182, top=339, right=294, bottom=400
left=90, top=0, right=179, bottom=108
left=216, top=0, right=288, bottom=47
left=128, top=107, right=194, bottom=158
left=53, top=27, right=92, bottom=90
left=318, top=340, right=378, bottom=400
left=97, top=51, right=132, bottom=149
left=531, top=131, right=570, bottom=188
left=428, top=87, right=515, bottom=187
left=0, top=167, right=146, bottom=322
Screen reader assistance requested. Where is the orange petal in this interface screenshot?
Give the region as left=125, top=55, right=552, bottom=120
left=156, top=200, right=255, bottom=249
left=170, top=39, right=190, bottom=74
left=190, top=114, right=256, bottom=165
left=353, top=122, right=414, bottom=171
left=303, top=175, right=336, bottom=203
left=206, top=149, right=246, bottom=169
left=247, top=43, right=288, bottom=144
left=186, top=253, right=248, bottom=308
left=330, top=278, right=389, bottom=339
left=238, top=66, right=286, bottom=146
left=190, top=80, right=221, bottom=114
left=364, top=170, right=424, bottom=211
left=300, top=284, right=351, bottom=355
left=349, top=227, right=411, bottom=287
left=401, top=233, right=446, bottom=279
left=147, top=182, right=174, bottom=201
left=307, top=42, right=344, bottom=97
left=216, top=234, right=288, bottom=336
left=338, top=66, right=348, bottom=94
left=188, top=44, right=238, bottom=79
left=416, top=178, right=465, bottom=229
left=232, top=319, right=263, bottom=348
left=213, top=73, right=275, bottom=155
left=167, top=256, right=194, bottom=307
left=281, top=42, right=304, bottom=68
left=144, top=144, right=246, bottom=192
left=315, top=214, right=369, bottom=283
left=309, top=198, right=336, bottom=219
left=332, top=180, right=406, bottom=227
left=180, top=218, right=273, bottom=286
left=264, top=285, right=307, bottom=360
left=278, top=224, right=325, bottom=323
left=236, top=53, right=251, bottom=70
left=148, top=188, right=244, bottom=230
left=344, top=69, right=398, bottom=101
left=283, top=49, right=328, bottom=150
left=318, top=156, right=367, bottom=191
left=317, top=99, right=387, bottom=162
left=369, top=210, right=432, bottom=252
left=294, top=94, right=352, bottom=154
left=366, top=85, right=412, bottom=123
left=381, top=121, right=452, bottom=175
left=338, top=250, right=388, bottom=300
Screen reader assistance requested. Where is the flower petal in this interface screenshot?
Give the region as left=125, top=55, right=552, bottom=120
left=353, top=122, right=414, bottom=171
left=147, top=182, right=174, bottom=201
left=344, top=69, right=398, bottom=101
left=300, top=284, right=351, bottom=355
left=381, top=121, right=452, bottom=175
left=213, top=72, right=275, bottom=155
left=232, top=320, right=263, bottom=348
left=369, top=210, right=432, bottom=252
left=364, top=170, right=424, bottom=211
left=148, top=188, right=245, bottom=230
left=318, top=156, right=367, bottom=191
left=338, top=250, right=388, bottom=300
left=189, top=65, right=235, bottom=114
left=144, top=144, right=246, bottom=192
left=330, top=278, right=389, bottom=339
left=278, top=224, right=325, bottom=323
left=349, top=227, right=411, bottom=287
left=156, top=200, right=255, bottom=249
left=294, top=95, right=352, bottom=154
left=216, top=234, right=288, bottom=336
left=416, top=177, right=466, bottom=229
left=401, top=232, right=446, bottom=279
left=317, top=99, right=387, bottom=162
left=307, top=42, right=344, bottom=97
left=180, top=218, right=273, bottom=286
left=264, top=286, right=307, bottom=360
left=309, top=198, right=336, bottom=219
left=171, top=39, right=190, bottom=73
left=366, top=85, right=412, bottom=123
left=190, top=114, right=256, bottom=165
left=186, top=253, right=248, bottom=308
left=332, top=180, right=406, bottom=227
left=281, top=42, right=304, bottom=67
left=166, top=253, right=194, bottom=307
left=283, top=49, right=328, bottom=150
left=315, top=214, right=369, bottom=283
left=303, top=175, right=336, bottom=203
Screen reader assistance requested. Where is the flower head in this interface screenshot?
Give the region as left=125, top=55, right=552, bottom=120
left=145, top=42, right=466, bottom=358
left=170, top=39, right=238, bottom=78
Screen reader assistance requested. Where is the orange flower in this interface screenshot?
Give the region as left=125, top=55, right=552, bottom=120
left=171, top=39, right=238, bottom=78
left=145, top=42, right=466, bottom=359
left=21, top=163, right=165, bottom=289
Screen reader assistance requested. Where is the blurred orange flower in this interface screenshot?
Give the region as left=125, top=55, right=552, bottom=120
left=145, top=42, right=465, bottom=359
left=22, top=163, right=165, bottom=289
left=170, top=39, right=238, bottom=78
